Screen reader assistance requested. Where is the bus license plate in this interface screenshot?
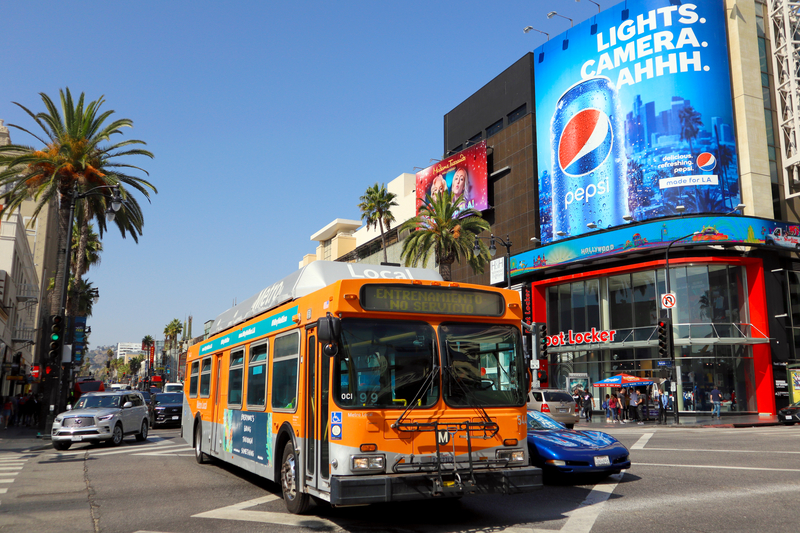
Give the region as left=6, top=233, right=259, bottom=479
left=594, top=456, right=610, bottom=466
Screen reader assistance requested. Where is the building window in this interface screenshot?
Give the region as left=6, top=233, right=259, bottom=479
left=486, top=118, right=504, bottom=137
left=199, top=357, right=212, bottom=398
left=272, top=332, right=299, bottom=411
left=467, top=132, right=483, bottom=147
left=322, top=239, right=332, bottom=261
left=507, top=104, right=527, bottom=125
left=189, top=361, right=200, bottom=398
left=247, top=342, right=269, bottom=409
left=228, top=349, right=245, bottom=406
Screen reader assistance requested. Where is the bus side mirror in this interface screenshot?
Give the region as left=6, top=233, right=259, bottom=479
left=318, top=314, right=341, bottom=357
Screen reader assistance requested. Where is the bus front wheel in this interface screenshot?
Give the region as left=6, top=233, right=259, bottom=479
left=280, top=441, right=310, bottom=514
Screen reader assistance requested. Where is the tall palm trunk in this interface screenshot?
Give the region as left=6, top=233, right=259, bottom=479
left=51, top=190, right=72, bottom=315
left=379, top=219, right=388, bottom=264
left=68, top=202, right=92, bottom=317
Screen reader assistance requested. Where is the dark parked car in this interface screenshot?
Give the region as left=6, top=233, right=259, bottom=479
left=526, top=410, right=630, bottom=481
left=779, top=399, right=800, bottom=425
left=151, top=392, right=183, bottom=428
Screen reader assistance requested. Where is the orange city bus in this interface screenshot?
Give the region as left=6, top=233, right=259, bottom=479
left=182, top=261, right=541, bottom=513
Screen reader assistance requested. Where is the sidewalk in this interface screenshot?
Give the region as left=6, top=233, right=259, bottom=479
left=0, top=424, right=52, bottom=453
left=577, top=413, right=782, bottom=429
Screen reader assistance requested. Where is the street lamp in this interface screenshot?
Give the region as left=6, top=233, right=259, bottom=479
left=547, top=11, right=574, bottom=27
left=523, top=26, right=550, bottom=39
left=664, top=230, right=700, bottom=424
left=474, top=234, right=513, bottom=289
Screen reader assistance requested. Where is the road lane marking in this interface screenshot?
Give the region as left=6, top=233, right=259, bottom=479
left=636, top=447, right=800, bottom=454
left=0, top=489, right=7, bottom=494
left=631, top=432, right=654, bottom=450
left=133, top=445, right=193, bottom=456
left=193, top=494, right=341, bottom=528
left=634, top=463, right=800, bottom=472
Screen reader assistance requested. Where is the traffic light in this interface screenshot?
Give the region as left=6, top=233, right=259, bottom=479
left=537, top=369, right=548, bottom=384
left=657, top=319, right=670, bottom=358
left=48, top=314, right=64, bottom=362
left=538, top=324, right=548, bottom=359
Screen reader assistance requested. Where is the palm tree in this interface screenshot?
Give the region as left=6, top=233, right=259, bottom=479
left=163, top=319, right=182, bottom=353
left=400, top=190, right=490, bottom=281
left=74, top=279, right=99, bottom=317
left=0, top=88, right=156, bottom=315
left=70, top=218, right=102, bottom=275
left=358, top=183, right=398, bottom=264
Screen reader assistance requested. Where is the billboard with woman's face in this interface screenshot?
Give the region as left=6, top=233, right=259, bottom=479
left=415, top=141, right=488, bottom=214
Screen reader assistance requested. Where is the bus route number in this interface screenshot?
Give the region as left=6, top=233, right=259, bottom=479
left=341, top=393, right=354, bottom=400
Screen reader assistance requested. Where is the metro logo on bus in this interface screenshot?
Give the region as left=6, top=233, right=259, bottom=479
left=546, top=327, right=617, bottom=347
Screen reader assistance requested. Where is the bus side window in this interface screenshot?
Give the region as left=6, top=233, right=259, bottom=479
left=189, top=361, right=200, bottom=398
left=247, top=342, right=269, bottom=409
left=199, top=357, right=212, bottom=398
left=228, top=349, right=245, bottom=407
left=272, top=332, right=299, bottom=411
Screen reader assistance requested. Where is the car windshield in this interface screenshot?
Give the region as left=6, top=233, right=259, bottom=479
left=335, top=319, right=438, bottom=409
left=527, top=410, right=566, bottom=431
left=440, top=323, right=526, bottom=407
left=75, top=395, right=121, bottom=409
left=155, top=393, right=184, bottom=405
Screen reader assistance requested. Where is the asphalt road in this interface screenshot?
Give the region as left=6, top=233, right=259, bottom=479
left=1, top=424, right=798, bottom=533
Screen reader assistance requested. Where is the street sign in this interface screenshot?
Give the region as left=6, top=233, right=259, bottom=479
left=31, top=365, right=40, bottom=378
left=657, top=360, right=672, bottom=367
left=661, top=293, right=677, bottom=309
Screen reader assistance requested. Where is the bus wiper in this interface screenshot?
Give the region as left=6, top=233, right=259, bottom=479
left=391, top=365, right=440, bottom=429
left=443, top=340, right=497, bottom=431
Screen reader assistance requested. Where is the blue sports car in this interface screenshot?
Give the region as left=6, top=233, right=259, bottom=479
left=526, top=410, right=631, bottom=479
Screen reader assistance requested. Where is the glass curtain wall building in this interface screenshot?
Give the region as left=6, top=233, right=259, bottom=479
left=540, top=260, right=767, bottom=414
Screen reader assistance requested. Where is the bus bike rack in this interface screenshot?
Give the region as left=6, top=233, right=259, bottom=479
left=390, top=420, right=503, bottom=495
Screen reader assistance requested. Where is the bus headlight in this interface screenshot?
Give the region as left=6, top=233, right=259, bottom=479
left=351, top=455, right=385, bottom=472
left=496, top=449, right=525, bottom=463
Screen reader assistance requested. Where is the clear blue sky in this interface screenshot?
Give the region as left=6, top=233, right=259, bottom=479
left=1, top=0, right=605, bottom=348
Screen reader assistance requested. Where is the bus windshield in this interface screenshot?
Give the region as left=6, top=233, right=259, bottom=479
left=440, top=323, right=525, bottom=407
left=335, top=319, right=438, bottom=409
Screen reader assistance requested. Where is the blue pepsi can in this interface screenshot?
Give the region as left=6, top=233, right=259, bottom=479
left=550, top=77, right=628, bottom=238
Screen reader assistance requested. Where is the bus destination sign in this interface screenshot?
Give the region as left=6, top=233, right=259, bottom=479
left=360, top=285, right=504, bottom=317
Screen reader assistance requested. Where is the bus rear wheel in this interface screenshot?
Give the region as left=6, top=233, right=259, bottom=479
left=280, top=441, right=310, bottom=514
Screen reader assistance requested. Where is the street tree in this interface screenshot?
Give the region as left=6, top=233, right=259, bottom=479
left=400, top=190, right=490, bottom=281
left=358, top=183, right=398, bottom=264
left=0, top=88, right=156, bottom=315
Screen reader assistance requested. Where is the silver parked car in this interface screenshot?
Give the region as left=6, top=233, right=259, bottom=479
left=51, top=391, right=150, bottom=450
left=527, top=388, right=580, bottom=429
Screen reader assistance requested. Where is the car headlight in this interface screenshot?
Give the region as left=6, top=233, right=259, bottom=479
left=98, top=414, right=114, bottom=421
left=351, top=455, right=385, bottom=471
left=496, top=449, right=525, bottom=463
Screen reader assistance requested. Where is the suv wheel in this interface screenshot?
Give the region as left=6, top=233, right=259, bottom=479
left=111, top=423, right=124, bottom=446
left=53, top=440, right=71, bottom=451
left=135, top=420, right=148, bottom=442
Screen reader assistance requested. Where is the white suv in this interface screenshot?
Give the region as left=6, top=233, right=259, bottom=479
left=51, top=391, right=150, bottom=450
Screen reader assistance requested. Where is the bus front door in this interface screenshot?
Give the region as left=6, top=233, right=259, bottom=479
left=304, top=329, right=331, bottom=496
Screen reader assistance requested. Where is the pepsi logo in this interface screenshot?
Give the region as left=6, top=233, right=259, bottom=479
left=697, top=152, right=716, bottom=171
left=558, top=108, right=613, bottom=176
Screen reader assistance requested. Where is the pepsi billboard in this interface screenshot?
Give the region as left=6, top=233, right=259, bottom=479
left=535, top=0, right=740, bottom=243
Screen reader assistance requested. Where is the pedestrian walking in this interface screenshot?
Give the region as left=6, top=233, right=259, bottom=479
left=583, top=390, right=594, bottom=422
left=2, top=396, right=13, bottom=429
left=710, top=384, right=722, bottom=419
left=603, top=394, right=611, bottom=422
left=629, top=389, right=640, bottom=423
left=609, top=393, right=620, bottom=422
left=659, top=390, right=669, bottom=424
